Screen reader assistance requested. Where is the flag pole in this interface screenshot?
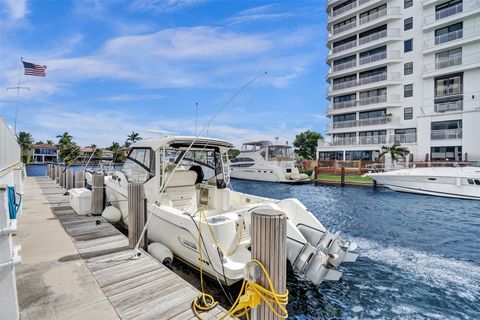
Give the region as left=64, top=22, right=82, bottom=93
left=6, top=57, right=30, bottom=135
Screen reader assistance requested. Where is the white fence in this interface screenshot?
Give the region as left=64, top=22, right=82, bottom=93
left=0, top=116, right=21, bottom=173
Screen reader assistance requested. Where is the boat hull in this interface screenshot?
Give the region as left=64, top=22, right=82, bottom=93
left=368, top=171, right=480, bottom=200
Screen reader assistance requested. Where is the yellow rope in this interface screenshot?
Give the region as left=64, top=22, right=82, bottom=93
left=200, top=207, right=243, bottom=256
left=192, top=207, right=289, bottom=320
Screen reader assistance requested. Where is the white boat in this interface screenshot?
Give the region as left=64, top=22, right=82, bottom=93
left=101, top=136, right=357, bottom=286
left=366, top=164, right=480, bottom=200
left=230, top=141, right=310, bottom=183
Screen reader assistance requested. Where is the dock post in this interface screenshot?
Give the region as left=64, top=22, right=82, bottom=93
left=373, top=179, right=377, bottom=189
left=313, top=166, right=317, bottom=181
left=47, top=164, right=51, bottom=178
left=55, top=166, right=61, bottom=185
left=59, top=167, right=65, bottom=189
left=128, top=183, right=146, bottom=250
left=251, top=209, right=287, bottom=320
left=340, top=166, right=345, bottom=187
left=91, top=173, right=104, bottom=216
left=75, top=171, right=85, bottom=188
left=65, top=169, right=73, bottom=193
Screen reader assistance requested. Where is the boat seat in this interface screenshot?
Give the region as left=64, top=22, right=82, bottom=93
left=163, top=170, right=198, bottom=212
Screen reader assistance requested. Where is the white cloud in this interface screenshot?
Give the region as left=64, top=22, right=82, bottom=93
left=3, top=0, right=28, bottom=20
left=225, top=4, right=293, bottom=25
left=103, top=93, right=166, bottom=102
left=130, top=0, right=204, bottom=13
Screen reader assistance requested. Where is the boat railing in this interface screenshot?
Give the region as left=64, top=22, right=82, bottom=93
left=365, top=161, right=475, bottom=172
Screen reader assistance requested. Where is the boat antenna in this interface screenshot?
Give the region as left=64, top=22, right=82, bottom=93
left=195, top=102, right=199, bottom=136
left=131, top=71, right=268, bottom=258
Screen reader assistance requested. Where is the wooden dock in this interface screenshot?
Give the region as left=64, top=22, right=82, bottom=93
left=16, top=177, right=230, bottom=320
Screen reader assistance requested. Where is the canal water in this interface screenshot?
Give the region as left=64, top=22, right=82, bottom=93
left=27, top=165, right=480, bottom=319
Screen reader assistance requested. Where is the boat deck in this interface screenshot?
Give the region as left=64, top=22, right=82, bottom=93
left=15, top=176, right=230, bottom=320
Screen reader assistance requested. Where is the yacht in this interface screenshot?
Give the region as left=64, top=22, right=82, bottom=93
left=100, top=136, right=357, bottom=286
left=366, top=164, right=480, bottom=200
left=230, top=141, right=310, bottom=183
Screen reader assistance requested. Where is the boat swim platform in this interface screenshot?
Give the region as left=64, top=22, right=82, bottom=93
left=15, top=176, right=230, bottom=320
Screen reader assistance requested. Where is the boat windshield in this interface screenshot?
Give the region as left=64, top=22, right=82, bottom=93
left=473, top=162, right=480, bottom=167
left=122, top=148, right=155, bottom=183
left=162, top=148, right=227, bottom=188
left=267, top=146, right=293, bottom=160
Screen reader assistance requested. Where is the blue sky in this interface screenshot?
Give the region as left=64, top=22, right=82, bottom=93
left=0, top=0, right=329, bottom=148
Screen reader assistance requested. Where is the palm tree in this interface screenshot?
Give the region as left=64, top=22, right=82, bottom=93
left=47, top=140, right=54, bottom=145
left=56, top=132, right=73, bottom=146
left=380, top=143, right=410, bottom=167
left=17, top=131, right=34, bottom=163
left=108, top=142, right=121, bottom=152
left=126, top=131, right=142, bottom=144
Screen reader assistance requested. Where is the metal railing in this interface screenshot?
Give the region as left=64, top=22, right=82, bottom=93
left=333, top=59, right=357, bottom=72
left=435, top=84, right=463, bottom=97
left=330, top=94, right=400, bottom=110
left=332, top=20, right=357, bottom=35
left=424, top=0, right=480, bottom=25
left=424, top=27, right=480, bottom=48
left=359, top=28, right=400, bottom=45
left=434, top=100, right=463, bottom=112
left=332, top=1, right=357, bottom=17
left=331, top=115, right=394, bottom=129
left=390, top=133, right=417, bottom=144
left=332, top=136, right=358, bottom=145
left=0, top=116, right=21, bottom=173
left=331, top=72, right=400, bottom=91
left=431, top=128, right=463, bottom=140
left=359, top=50, right=400, bottom=65
left=359, top=7, right=401, bottom=25
left=423, top=53, right=480, bottom=71
left=359, top=135, right=387, bottom=144
left=332, top=40, right=357, bottom=54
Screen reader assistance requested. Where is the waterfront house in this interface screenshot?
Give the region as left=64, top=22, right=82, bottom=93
left=30, top=144, right=58, bottom=163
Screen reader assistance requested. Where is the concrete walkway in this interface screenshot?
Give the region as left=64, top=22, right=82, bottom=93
left=14, top=176, right=119, bottom=320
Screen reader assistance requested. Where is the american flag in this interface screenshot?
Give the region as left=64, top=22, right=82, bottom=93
left=22, top=61, right=47, bottom=77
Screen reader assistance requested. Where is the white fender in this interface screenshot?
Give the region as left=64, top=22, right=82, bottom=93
left=148, top=242, right=173, bottom=266
left=102, top=206, right=121, bottom=223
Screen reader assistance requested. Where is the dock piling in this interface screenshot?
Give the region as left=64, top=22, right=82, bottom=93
left=65, top=169, right=73, bottom=193
left=59, top=167, right=65, bottom=189
left=128, top=183, right=147, bottom=250
left=75, top=170, right=85, bottom=188
left=91, top=173, right=104, bottom=216
left=340, top=166, right=345, bottom=187
left=251, top=208, right=287, bottom=320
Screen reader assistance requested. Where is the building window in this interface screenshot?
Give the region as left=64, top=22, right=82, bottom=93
left=436, top=0, right=463, bottom=20
left=430, top=146, right=462, bottom=161
left=404, top=107, right=413, bottom=120
left=434, top=73, right=463, bottom=97
left=404, top=17, right=413, bottom=31
left=404, top=39, right=413, bottom=52
left=359, top=109, right=387, bottom=119
left=404, top=0, right=413, bottom=9
left=435, top=22, right=463, bottom=44
left=333, top=113, right=356, bottom=122
left=404, top=84, right=413, bottom=97
left=404, top=62, right=413, bottom=75
left=318, top=151, right=344, bottom=161
left=436, top=48, right=462, bottom=69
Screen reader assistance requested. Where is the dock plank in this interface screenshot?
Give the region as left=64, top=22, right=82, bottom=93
left=35, top=176, right=231, bottom=320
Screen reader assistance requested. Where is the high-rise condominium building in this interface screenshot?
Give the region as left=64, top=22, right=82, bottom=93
left=318, top=0, right=480, bottom=163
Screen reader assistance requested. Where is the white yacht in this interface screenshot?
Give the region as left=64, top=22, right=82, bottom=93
left=101, top=136, right=357, bottom=286
left=366, top=164, right=480, bottom=200
left=230, top=141, right=310, bottom=183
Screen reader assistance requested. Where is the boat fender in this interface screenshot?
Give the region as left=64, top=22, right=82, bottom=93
left=148, top=242, right=173, bottom=267
left=102, top=206, right=121, bottom=223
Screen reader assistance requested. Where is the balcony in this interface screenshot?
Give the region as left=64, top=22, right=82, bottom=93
left=332, top=136, right=358, bottom=145
left=331, top=1, right=357, bottom=17
left=434, top=100, right=463, bottom=112
left=424, top=0, right=480, bottom=25
left=359, top=29, right=400, bottom=46
left=431, top=129, right=462, bottom=140
left=359, top=135, right=387, bottom=145
left=359, top=50, right=400, bottom=65
left=390, top=133, right=417, bottom=144
left=332, top=20, right=357, bottom=35
left=423, top=53, right=480, bottom=72
left=332, top=39, right=357, bottom=54
left=331, top=115, right=395, bottom=129
left=330, top=73, right=400, bottom=92
left=330, top=94, right=401, bottom=111
left=424, top=27, right=480, bottom=48
left=333, top=60, right=357, bottom=72
left=435, top=84, right=463, bottom=97
left=359, top=7, right=401, bottom=25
